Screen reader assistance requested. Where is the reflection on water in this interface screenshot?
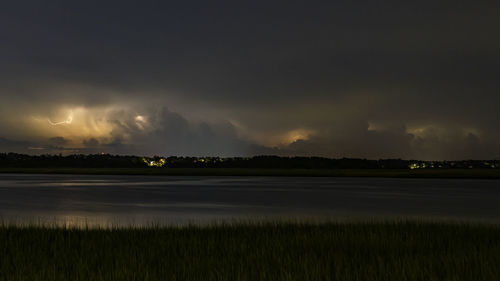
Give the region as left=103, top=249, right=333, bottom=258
left=1, top=173, right=500, bottom=227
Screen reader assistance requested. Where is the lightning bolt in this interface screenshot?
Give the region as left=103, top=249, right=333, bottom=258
left=48, top=111, right=73, bottom=126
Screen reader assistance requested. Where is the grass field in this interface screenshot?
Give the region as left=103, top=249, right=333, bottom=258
left=1, top=167, right=500, bottom=178
left=1, top=221, right=500, bottom=280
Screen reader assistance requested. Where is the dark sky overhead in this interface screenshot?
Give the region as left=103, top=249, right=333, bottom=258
left=1, top=0, right=499, bottom=160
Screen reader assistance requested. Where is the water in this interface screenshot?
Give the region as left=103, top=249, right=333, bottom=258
left=0, top=173, right=499, bottom=226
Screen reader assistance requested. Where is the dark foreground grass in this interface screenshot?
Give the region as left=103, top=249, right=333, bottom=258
left=1, top=221, right=500, bottom=281
left=2, top=167, right=500, bottom=178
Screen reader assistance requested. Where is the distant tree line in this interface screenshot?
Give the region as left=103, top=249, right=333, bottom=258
left=0, top=153, right=144, bottom=168
left=0, top=153, right=498, bottom=169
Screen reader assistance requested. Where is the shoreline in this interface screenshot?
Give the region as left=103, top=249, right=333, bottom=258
left=1, top=167, right=500, bottom=179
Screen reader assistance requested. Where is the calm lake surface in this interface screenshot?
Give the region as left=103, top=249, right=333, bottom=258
left=1, top=174, right=499, bottom=226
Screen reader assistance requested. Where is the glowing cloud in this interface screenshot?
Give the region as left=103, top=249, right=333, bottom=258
left=283, top=129, right=314, bottom=144
left=48, top=111, right=73, bottom=126
left=135, top=115, right=146, bottom=122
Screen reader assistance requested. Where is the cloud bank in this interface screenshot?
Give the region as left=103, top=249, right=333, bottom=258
left=1, top=1, right=499, bottom=160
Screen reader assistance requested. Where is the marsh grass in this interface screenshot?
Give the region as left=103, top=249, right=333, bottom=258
left=1, top=221, right=500, bottom=280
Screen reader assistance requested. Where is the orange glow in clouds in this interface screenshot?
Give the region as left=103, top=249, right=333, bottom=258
left=48, top=111, right=73, bottom=125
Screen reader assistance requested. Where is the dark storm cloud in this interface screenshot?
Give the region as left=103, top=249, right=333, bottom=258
left=279, top=126, right=497, bottom=160
left=0, top=0, right=499, bottom=159
left=0, top=137, right=32, bottom=153
left=48, top=136, right=70, bottom=147
left=82, top=138, right=99, bottom=148
left=102, top=107, right=251, bottom=156
left=0, top=136, right=75, bottom=154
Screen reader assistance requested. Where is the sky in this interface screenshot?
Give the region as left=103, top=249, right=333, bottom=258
left=1, top=0, right=499, bottom=160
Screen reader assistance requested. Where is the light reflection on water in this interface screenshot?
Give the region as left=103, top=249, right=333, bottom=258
left=1, top=173, right=500, bottom=227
